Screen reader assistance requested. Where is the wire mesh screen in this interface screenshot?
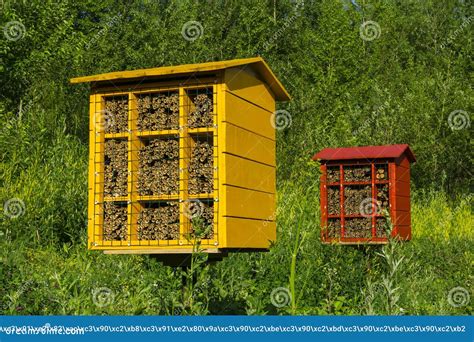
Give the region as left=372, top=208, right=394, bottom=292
left=91, top=83, right=218, bottom=248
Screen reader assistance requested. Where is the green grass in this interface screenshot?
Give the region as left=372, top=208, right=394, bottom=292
left=1, top=176, right=472, bottom=315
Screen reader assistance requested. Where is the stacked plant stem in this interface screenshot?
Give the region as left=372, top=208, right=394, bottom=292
left=344, top=218, right=372, bottom=238
left=138, top=138, right=179, bottom=195
left=137, top=93, right=179, bottom=131
left=327, top=187, right=340, bottom=215
left=103, top=202, right=127, bottom=240
left=105, top=97, right=128, bottom=134
left=188, top=140, right=213, bottom=194
left=326, top=167, right=340, bottom=183
left=344, top=165, right=371, bottom=182
left=104, top=139, right=128, bottom=197
left=327, top=218, right=341, bottom=238
left=187, top=93, right=213, bottom=128
left=376, top=184, right=389, bottom=212
left=137, top=202, right=179, bottom=240
left=344, top=185, right=371, bottom=215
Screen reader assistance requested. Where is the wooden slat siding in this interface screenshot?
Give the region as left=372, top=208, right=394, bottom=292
left=225, top=217, right=276, bottom=248
left=224, top=67, right=275, bottom=112
left=393, top=211, right=411, bottom=226
left=392, top=195, right=410, bottom=212
left=223, top=122, right=275, bottom=166
left=395, top=225, right=411, bottom=240
left=224, top=92, right=275, bottom=140
left=395, top=180, right=410, bottom=197
left=88, top=94, right=96, bottom=247
left=223, top=186, right=275, bottom=220
left=222, top=153, right=275, bottom=194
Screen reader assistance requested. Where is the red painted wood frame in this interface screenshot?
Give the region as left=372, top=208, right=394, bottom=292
left=320, top=157, right=411, bottom=244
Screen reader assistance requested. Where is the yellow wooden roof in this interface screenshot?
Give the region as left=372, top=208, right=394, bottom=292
left=70, top=57, right=290, bottom=101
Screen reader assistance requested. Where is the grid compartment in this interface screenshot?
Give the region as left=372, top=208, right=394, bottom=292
left=326, top=166, right=340, bottom=183
left=344, top=185, right=371, bottom=215
left=104, top=96, right=128, bottom=134
left=188, top=134, right=214, bottom=195
left=344, top=217, right=372, bottom=238
left=137, top=201, right=180, bottom=240
left=327, top=186, right=340, bottom=215
left=189, top=200, right=214, bottom=240
left=137, top=137, right=179, bottom=196
left=103, top=202, right=128, bottom=241
left=186, top=88, right=214, bottom=128
left=344, top=165, right=371, bottom=182
left=104, top=139, right=128, bottom=197
left=327, top=218, right=341, bottom=238
left=137, top=91, right=179, bottom=131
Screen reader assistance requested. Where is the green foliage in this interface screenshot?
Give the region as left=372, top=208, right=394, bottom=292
left=0, top=0, right=472, bottom=315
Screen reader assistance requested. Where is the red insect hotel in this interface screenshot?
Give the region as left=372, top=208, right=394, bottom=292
left=312, top=144, right=416, bottom=244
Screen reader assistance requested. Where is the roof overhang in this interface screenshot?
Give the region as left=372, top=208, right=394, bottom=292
left=70, top=57, right=290, bottom=101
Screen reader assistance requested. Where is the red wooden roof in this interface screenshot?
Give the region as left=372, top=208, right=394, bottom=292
left=312, top=144, right=416, bottom=163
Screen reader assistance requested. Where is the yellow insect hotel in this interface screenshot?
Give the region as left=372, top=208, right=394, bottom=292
left=70, top=57, right=290, bottom=260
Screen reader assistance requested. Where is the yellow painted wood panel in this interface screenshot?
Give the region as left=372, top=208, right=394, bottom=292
left=224, top=217, right=275, bottom=248
left=222, top=154, right=276, bottom=194
left=224, top=67, right=275, bottom=111
left=223, top=186, right=275, bottom=220
left=224, top=92, right=275, bottom=139
left=223, top=122, right=275, bottom=166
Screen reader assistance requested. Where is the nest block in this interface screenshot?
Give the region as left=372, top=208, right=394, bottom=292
left=104, top=139, right=128, bottom=197
left=187, top=93, right=213, bottom=128
left=137, top=202, right=179, bottom=240
left=103, top=202, right=128, bottom=241
left=188, top=140, right=213, bottom=195
left=137, top=93, right=179, bottom=131
left=138, top=139, right=179, bottom=196
left=105, top=97, right=128, bottom=134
